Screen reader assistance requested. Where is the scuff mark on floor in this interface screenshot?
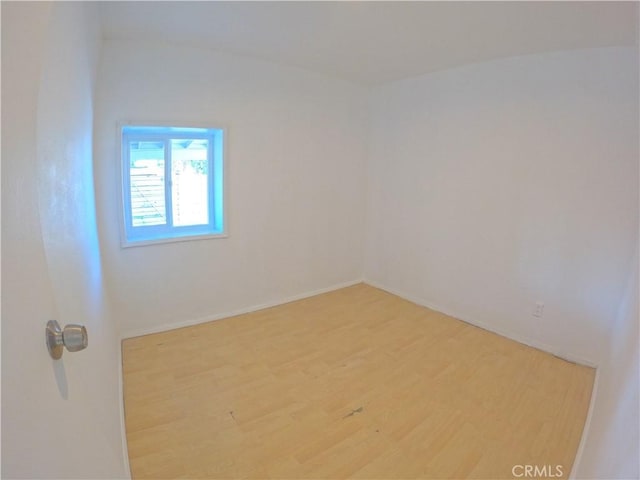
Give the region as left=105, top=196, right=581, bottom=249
left=343, top=406, right=363, bottom=418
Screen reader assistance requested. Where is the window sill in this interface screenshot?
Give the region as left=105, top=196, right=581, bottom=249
left=120, top=232, right=228, bottom=249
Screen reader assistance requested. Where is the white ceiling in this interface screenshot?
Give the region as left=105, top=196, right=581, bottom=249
left=100, top=1, right=638, bottom=85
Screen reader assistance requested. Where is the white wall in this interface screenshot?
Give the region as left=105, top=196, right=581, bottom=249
left=575, top=249, right=639, bottom=479
left=364, top=47, right=639, bottom=366
left=1, top=3, right=128, bottom=478
left=95, top=40, right=367, bottom=337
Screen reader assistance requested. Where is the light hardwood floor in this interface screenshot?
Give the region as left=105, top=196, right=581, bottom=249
left=123, top=283, right=595, bottom=479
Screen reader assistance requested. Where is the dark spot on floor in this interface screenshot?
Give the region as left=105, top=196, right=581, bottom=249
left=343, top=406, right=364, bottom=418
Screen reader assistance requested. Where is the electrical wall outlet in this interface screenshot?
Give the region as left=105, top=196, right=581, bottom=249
left=533, top=302, right=544, bottom=318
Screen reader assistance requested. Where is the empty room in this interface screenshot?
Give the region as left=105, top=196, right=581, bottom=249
left=2, top=1, right=638, bottom=479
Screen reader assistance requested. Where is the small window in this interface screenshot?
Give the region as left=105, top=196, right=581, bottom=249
left=121, top=125, right=225, bottom=245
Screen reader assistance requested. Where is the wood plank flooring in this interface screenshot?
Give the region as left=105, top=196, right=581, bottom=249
left=122, top=283, right=595, bottom=479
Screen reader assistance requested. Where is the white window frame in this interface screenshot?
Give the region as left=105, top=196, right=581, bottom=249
left=119, top=123, right=227, bottom=247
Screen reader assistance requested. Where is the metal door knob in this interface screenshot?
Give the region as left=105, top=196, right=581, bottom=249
left=46, top=320, right=88, bottom=359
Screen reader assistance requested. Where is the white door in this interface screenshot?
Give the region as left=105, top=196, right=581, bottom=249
left=1, top=3, right=128, bottom=478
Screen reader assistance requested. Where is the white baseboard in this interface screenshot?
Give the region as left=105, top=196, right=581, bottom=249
left=362, top=278, right=598, bottom=369
left=121, top=278, right=364, bottom=339
left=117, top=339, right=132, bottom=479
left=569, top=366, right=600, bottom=479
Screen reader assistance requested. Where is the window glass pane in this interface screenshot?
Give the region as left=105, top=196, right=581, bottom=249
left=129, top=141, right=166, bottom=226
left=171, top=139, right=209, bottom=227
